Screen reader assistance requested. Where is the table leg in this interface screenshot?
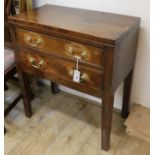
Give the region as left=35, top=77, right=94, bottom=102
left=101, top=89, right=114, bottom=150
left=50, top=82, right=59, bottom=94
left=121, top=70, right=133, bottom=118
left=18, top=71, right=32, bottom=118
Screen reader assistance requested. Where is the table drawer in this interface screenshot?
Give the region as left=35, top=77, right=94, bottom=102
left=16, top=28, right=104, bottom=67
left=16, top=50, right=103, bottom=95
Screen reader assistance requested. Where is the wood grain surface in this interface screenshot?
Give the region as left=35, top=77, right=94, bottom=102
left=8, top=4, right=140, bottom=45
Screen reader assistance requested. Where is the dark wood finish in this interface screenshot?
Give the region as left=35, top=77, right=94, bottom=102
left=4, top=0, right=32, bottom=48
left=122, top=70, right=133, bottom=118
left=8, top=5, right=140, bottom=46
left=4, top=0, right=12, bottom=48
left=9, top=23, right=33, bottom=118
left=4, top=0, right=17, bottom=48
left=8, top=5, right=140, bottom=150
left=101, top=47, right=114, bottom=150
left=4, top=63, right=16, bottom=81
left=50, top=82, right=59, bottom=94
left=17, top=71, right=32, bottom=117
left=16, top=28, right=104, bottom=67
left=111, top=25, right=140, bottom=93
left=4, top=94, right=22, bottom=117
left=4, top=63, right=31, bottom=119
left=4, top=60, right=21, bottom=133
left=16, top=49, right=103, bottom=97
left=4, top=64, right=22, bottom=118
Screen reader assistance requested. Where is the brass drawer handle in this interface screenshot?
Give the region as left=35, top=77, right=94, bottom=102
left=69, top=69, right=89, bottom=82
left=28, top=57, right=44, bottom=69
left=67, top=46, right=87, bottom=60
left=80, top=73, right=89, bottom=82
left=24, top=35, right=43, bottom=47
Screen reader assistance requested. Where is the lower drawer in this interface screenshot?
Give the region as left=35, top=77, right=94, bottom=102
left=16, top=50, right=103, bottom=97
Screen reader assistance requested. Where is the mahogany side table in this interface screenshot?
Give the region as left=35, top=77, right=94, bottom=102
left=8, top=5, right=140, bottom=150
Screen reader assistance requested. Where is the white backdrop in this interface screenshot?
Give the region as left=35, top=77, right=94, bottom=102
left=33, top=0, right=150, bottom=109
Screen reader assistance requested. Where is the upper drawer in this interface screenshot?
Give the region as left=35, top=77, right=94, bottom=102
left=16, top=28, right=104, bottom=67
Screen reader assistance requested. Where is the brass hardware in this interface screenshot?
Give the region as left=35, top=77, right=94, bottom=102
left=80, top=73, right=89, bottom=82
left=69, top=69, right=74, bottom=76
left=81, top=50, right=87, bottom=56
left=31, top=63, right=40, bottom=69
left=67, top=46, right=87, bottom=60
left=24, top=34, right=43, bottom=47
left=68, top=46, right=74, bottom=53
left=69, top=69, right=89, bottom=82
left=28, top=56, right=44, bottom=69
left=28, top=56, right=35, bottom=63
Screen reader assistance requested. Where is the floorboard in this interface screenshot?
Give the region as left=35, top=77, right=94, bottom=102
left=4, top=84, right=150, bottom=155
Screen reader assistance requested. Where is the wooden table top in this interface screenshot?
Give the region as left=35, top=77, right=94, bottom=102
left=8, top=4, right=140, bottom=45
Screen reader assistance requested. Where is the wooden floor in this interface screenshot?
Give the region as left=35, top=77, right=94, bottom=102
left=4, top=83, right=150, bottom=155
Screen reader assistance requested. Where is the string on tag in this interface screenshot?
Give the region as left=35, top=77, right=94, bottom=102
left=75, top=57, right=81, bottom=70
left=73, top=57, right=81, bottom=83
left=76, top=58, right=79, bottom=70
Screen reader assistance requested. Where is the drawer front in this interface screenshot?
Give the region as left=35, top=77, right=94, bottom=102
left=16, top=28, right=104, bottom=67
left=16, top=50, right=103, bottom=96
